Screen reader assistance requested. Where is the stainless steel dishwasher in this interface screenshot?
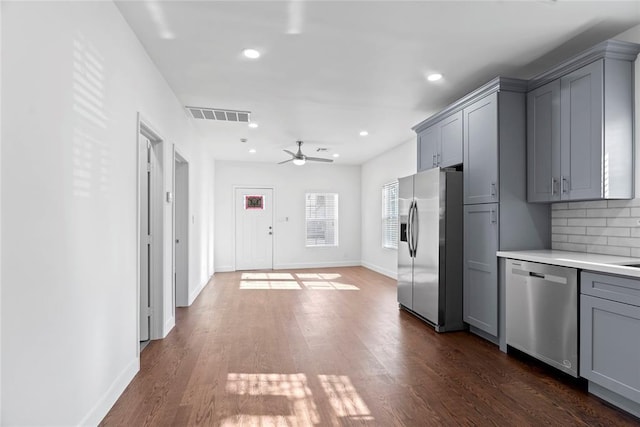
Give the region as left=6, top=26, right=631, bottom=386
left=506, top=259, right=578, bottom=377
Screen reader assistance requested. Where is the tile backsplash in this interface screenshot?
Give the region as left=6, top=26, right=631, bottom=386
left=551, top=199, right=640, bottom=257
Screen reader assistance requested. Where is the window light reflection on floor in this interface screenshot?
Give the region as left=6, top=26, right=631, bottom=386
left=239, top=281, right=302, bottom=290
left=223, top=373, right=375, bottom=425
left=223, top=373, right=320, bottom=426
left=318, top=374, right=374, bottom=421
left=239, top=271, right=359, bottom=291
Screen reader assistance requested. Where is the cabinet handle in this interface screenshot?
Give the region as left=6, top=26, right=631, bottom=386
left=490, top=209, right=497, bottom=224
left=551, top=177, right=557, bottom=196
left=436, top=153, right=441, bottom=166
left=490, top=182, right=497, bottom=197
left=561, top=176, right=569, bottom=194
left=432, top=154, right=436, bottom=167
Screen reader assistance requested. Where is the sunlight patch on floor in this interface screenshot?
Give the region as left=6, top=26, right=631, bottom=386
left=223, top=373, right=374, bottom=425
left=239, top=281, right=302, bottom=290
left=239, top=271, right=359, bottom=291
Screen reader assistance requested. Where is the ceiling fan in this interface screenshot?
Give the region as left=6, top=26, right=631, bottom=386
left=278, top=140, right=333, bottom=165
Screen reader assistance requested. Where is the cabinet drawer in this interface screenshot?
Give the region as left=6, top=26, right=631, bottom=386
left=581, top=271, right=640, bottom=306
left=580, top=294, right=640, bottom=403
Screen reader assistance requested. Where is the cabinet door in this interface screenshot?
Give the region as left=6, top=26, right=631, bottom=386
left=464, top=203, right=499, bottom=336
left=417, top=126, right=439, bottom=172
left=464, top=93, right=498, bottom=204
left=581, top=294, right=640, bottom=403
left=560, top=60, right=603, bottom=200
left=527, top=80, right=561, bottom=202
left=438, top=110, right=463, bottom=168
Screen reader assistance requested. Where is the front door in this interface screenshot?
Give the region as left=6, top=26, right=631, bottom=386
left=235, top=188, right=274, bottom=270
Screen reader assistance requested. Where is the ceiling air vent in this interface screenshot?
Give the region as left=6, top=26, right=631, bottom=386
left=186, top=106, right=251, bottom=123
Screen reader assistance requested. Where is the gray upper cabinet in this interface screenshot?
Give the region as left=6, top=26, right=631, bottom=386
left=438, top=111, right=463, bottom=168
left=527, top=80, right=561, bottom=202
left=527, top=40, right=640, bottom=202
left=463, top=93, right=498, bottom=205
left=417, top=126, right=439, bottom=171
left=415, top=111, right=463, bottom=172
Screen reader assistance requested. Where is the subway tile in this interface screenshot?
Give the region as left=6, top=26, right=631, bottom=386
left=552, top=209, right=586, bottom=218
left=587, top=227, right=630, bottom=237
left=568, top=235, right=607, bottom=245
left=606, top=237, right=640, bottom=248
left=607, top=218, right=640, bottom=227
left=585, top=207, right=630, bottom=218
left=567, top=200, right=608, bottom=209
left=631, top=248, right=640, bottom=258
left=631, top=207, right=640, bottom=217
left=586, top=245, right=631, bottom=257
left=551, top=203, right=568, bottom=210
left=567, top=218, right=606, bottom=227
left=551, top=226, right=585, bottom=235
left=631, top=228, right=640, bottom=238
left=552, top=242, right=586, bottom=252
left=608, top=199, right=640, bottom=208
left=552, top=218, right=568, bottom=226
left=552, top=234, right=568, bottom=242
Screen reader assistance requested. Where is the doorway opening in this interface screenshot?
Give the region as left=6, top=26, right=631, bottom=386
left=234, top=187, right=274, bottom=271
left=138, top=116, right=165, bottom=352
left=174, top=150, right=189, bottom=307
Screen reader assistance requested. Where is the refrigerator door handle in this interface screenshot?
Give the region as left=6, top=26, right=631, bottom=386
left=411, top=201, right=419, bottom=256
left=407, top=200, right=415, bottom=257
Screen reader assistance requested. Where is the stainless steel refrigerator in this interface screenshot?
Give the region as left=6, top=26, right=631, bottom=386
left=397, top=167, right=464, bottom=332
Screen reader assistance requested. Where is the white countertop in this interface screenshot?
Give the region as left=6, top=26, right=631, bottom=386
left=496, top=249, right=640, bottom=278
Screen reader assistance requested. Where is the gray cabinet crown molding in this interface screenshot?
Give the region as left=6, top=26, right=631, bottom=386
left=528, top=39, right=640, bottom=91
left=412, top=77, right=528, bottom=133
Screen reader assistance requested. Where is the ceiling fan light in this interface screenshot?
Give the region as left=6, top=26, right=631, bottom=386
left=293, top=158, right=306, bottom=166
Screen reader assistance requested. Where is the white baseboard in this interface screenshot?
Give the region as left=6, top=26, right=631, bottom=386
left=188, top=279, right=209, bottom=305
left=360, top=261, right=397, bottom=279
left=274, top=260, right=360, bottom=270
left=78, top=357, right=139, bottom=426
left=163, top=316, right=175, bottom=338
left=214, top=265, right=234, bottom=272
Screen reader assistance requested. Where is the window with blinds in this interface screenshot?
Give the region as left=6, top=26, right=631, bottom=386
left=305, top=193, right=339, bottom=247
left=382, top=181, right=399, bottom=249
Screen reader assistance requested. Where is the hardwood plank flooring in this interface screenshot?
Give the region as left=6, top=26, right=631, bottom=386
left=101, top=267, right=640, bottom=426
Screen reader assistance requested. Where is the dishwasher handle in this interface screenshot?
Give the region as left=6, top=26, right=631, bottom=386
left=529, top=272, right=545, bottom=279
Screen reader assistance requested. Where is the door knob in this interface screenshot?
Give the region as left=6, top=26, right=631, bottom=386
left=269, top=231, right=273, bottom=235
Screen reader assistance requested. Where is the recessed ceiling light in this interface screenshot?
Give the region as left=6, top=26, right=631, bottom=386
left=242, top=48, right=261, bottom=59
left=249, top=148, right=256, bottom=154
left=359, top=131, right=368, bottom=136
left=427, top=73, right=443, bottom=82
left=333, top=153, right=340, bottom=158
left=248, top=122, right=258, bottom=128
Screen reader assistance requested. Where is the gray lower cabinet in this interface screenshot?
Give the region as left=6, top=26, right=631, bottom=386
left=580, top=271, right=640, bottom=414
left=463, top=203, right=499, bottom=336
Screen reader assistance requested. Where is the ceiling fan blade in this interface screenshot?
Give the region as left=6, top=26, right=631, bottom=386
left=283, top=150, right=296, bottom=157
left=278, top=158, right=294, bottom=164
left=305, top=157, right=333, bottom=163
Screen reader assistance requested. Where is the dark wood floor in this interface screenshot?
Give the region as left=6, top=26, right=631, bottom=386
left=102, top=267, right=640, bottom=426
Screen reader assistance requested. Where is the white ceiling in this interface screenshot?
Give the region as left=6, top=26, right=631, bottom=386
left=115, top=1, right=640, bottom=165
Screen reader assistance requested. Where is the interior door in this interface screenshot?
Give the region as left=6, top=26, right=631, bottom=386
left=174, top=158, right=189, bottom=307
left=139, top=135, right=151, bottom=342
left=235, top=188, right=274, bottom=270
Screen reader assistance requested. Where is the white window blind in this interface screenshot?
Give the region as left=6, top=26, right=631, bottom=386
left=305, top=193, right=338, bottom=247
left=382, top=181, right=399, bottom=249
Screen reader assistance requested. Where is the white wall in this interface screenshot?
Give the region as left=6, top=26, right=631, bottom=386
left=1, top=2, right=214, bottom=425
left=360, top=139, right=416, bottom=278
left=215, top=161, right=361, bottom=271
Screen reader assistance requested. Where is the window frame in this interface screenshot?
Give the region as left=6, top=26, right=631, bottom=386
left=305, top=193, right=339, bottom=248
left=381, top=181, right=399, bottom=250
